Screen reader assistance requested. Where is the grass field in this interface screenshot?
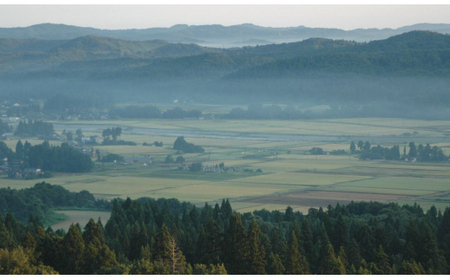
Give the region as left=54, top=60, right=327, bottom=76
left=3, top=115, right=450, bottom=218
left=51, top=210, right=111, bottom=231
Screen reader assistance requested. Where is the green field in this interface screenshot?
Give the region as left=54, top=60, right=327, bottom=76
left=3, top=116, right=450, bottom=216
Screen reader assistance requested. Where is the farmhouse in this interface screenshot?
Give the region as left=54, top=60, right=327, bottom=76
left=124, top=156, right=152, bottom=165
left=23, top=168, right=42, bottom=175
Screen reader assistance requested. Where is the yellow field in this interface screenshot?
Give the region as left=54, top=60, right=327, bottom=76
left=231, top=172, right=370, bottom=186
left=3, top=116, right=450, bottom=214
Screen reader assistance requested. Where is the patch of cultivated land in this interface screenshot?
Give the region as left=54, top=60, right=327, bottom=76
left=51, top=210, right=111, bottom=231
left=4, top=116, right=450, bottom=213
left=238, top=190, right=406, bottom=209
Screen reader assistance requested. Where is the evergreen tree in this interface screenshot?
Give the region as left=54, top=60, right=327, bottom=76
left=267, top=253, right=285, bottom=274
left=399, top=260, right=425, bottom=274
left=350, top=141, right=356, bottom=153
left=59, top=224, right=85, bottom=274
left=286, top=231, right=309, bottom=274
left=15, top=140, right=24, bottom=158
left=247, top=220, right=266, bottom=274
left=284, top=206, right=295, bottom=222
left=301, top=219, right=315, bottom=266
left=375, top=245, right=392, bottom=274
left=222, top=214, right=249, bottom=274
left=332, top=214, right=348, bottom=252
left=347, top=238, right=362, bottom=269
left=154, top=224, right=172, bottom=265
left=317, top=235, right=345, bottom=274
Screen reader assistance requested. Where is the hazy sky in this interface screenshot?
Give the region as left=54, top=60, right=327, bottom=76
left=0, top=5, right=450, bottom=30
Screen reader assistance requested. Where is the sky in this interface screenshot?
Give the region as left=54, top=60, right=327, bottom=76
left=0, top=4, right=450, bottom=30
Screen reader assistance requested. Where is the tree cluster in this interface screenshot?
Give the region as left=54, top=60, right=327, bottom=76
left=0, top=182, right=109, bottom=224
left=407, top=142, right=447, bottom=162
left=14, top=120, right=54, bottom=137
left=350, top=141, right=448, bottom=162
left=0, top=120, right=10, bottom=135
left=1, top=140, right=94, bottom=174
left=109, top=106, right=202, bottom=120
left=173, top=137, right=204, bottom=153
left=102, top=127, right=122, bottom=141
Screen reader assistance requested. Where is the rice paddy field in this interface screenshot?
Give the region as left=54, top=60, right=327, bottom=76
left=2, top=115, right=450, bottom=227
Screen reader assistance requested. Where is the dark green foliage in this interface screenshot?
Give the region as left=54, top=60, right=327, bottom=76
left=110, top=105, right=161, bottom=119
left=0, top=182, right=108, bottom=224
left=189, top=162, right=203, bottom=172
left=26, top=141, right=94, bottom=173
left=267, top=253, right=285, bottom=274
left=309, top=147, right=324, bottom=155
left=350, top=141, right=356, bottom=153
left=14, top=120, right=54, bottom=137
left=109, top=105, right=202, bottom=119
left=164, top=155, right=174, bottom=164
left=175, top=156, right=185, bottom=164
left=0, top=119, right=10, bottom=135
left=222, top=214, right=249, bottom=274
left=2, top=183, right=450, bottom=275
left=286, top=231, right=309, bottom=274
left=59, top=224, right=85, bottom=274
left=247, top=220, right=266, bottom=274
left=173, top=136, right=204, bottom=153
left=102, top=127, right=122, bottom=141
left=101, top=153, right=124, bottom=163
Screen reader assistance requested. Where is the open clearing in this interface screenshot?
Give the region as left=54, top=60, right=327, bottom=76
left=51, top=210, right=111, bottom=231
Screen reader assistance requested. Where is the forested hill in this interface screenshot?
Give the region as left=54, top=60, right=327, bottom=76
left=228, top=31, right=450, bottom=78
left=1, top=182, right=450, bottom=274
left=1, top=31, right=450, bottom=115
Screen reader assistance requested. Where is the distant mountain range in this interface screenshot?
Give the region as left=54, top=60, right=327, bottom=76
left=0, top=26, right=450, bottom=118
left=1, top=23, right=450, bottom=47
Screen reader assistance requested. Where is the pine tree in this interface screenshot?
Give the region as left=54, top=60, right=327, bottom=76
left=399, top=260, right=425, bottom=274
left=284, top=206, right=295, bottom=222
left=337, top=246, right=350, bottom=273
left=317, top=235, right=345, bottom=274
left=169, top=237, right=187, bottom=274
left=286, top=231, right=309, bottom=274
left=267, top=253, right=285, bottom=274
left=203, top=218, right=221, bottom=264
left=332, top=215, right=348, bottom=252
left=375, top=245, right=392, bottom=274
left=222, top=213, right=249, bottom=274
left=247, top=220, right=266, bottom=274
left=15, top=140, right=24, bottom=158
left=347, top=238, right=362, bottom=270
left=301, top=219, right=315, bottom=266
left=154, top=224, right=172, bottom=265
left=271, top=227, right=282, bottom=255
left=350, top=141, right=356, bottom=153
left=59, top=224, right=85, bottom=274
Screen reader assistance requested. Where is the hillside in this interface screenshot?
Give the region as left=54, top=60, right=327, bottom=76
left=1, top=22, right=450, bottom=47
left=0, top=31, right=450, bottom=117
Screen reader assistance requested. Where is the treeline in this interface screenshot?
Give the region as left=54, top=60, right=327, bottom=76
left=14, top=120, right=54, bottom=137
left=2, top=140, right=94, bottom=173
left=351, top=141, right=448, bottom=162
left=2, top=189, right=450, bottom=274
left=0, top=119, right=10, bottom=135
left=173, top=136, right=204, bottom=153
left=227, top=104, right=307, bottom=120
left=109, top=106, right=202, bottom=119
left=0, top=182, right=110, bottom=224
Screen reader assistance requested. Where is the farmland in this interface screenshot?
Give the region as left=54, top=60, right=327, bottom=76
left=2, top=114, right=450, bottom=222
